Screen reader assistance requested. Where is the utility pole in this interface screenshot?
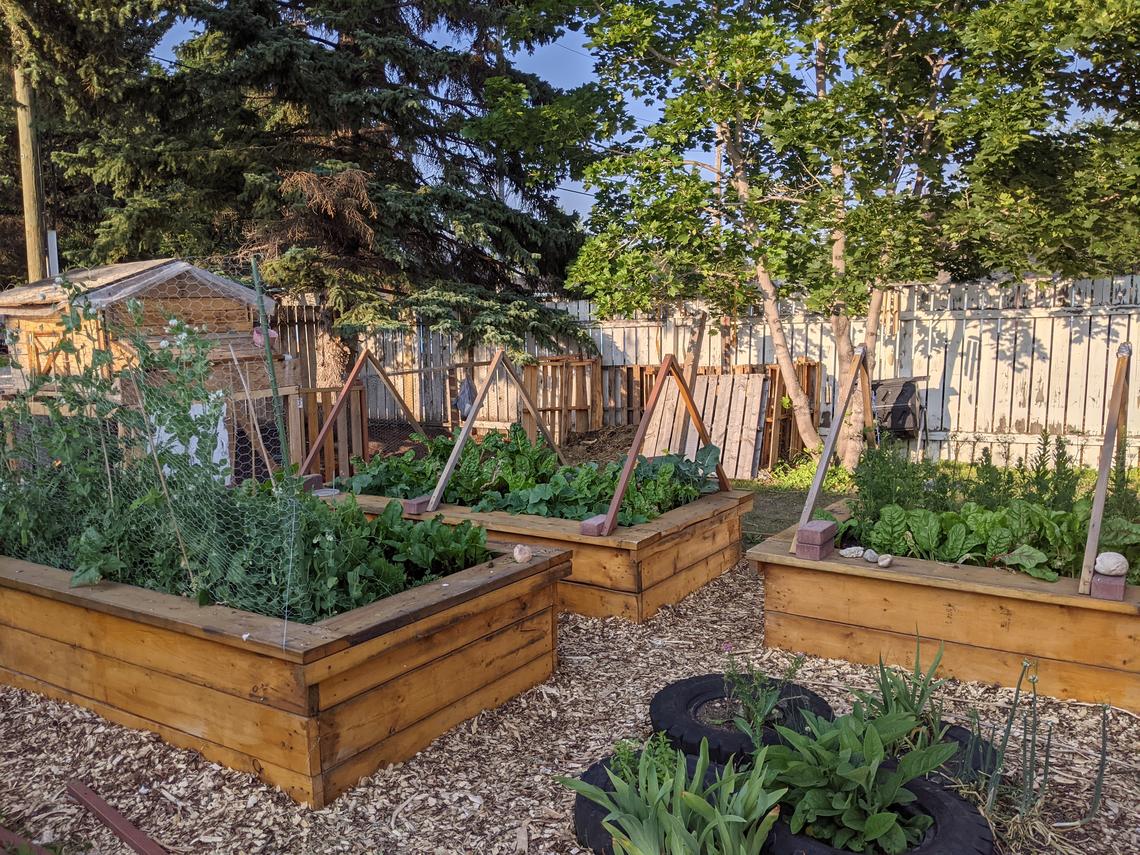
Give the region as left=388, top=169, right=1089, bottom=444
left=13, top=65, right=47, bottom=282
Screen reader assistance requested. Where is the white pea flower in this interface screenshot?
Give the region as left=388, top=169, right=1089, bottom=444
left=53, top=276, right=63, bottom=285
left=167, top=318, right=178, bottom=328
left=159, top=339, right=170, bottom=349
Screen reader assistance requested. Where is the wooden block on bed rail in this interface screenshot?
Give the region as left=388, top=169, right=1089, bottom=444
left=402, top=495, right=433, bottom=514
left=580, top=514, right=609, bottom=536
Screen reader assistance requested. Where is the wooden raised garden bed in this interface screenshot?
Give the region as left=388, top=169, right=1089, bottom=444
left=344, top=490, right=754, bottom=623
left=0, top=544, right=571, bottom=807
left=747, top=522, right=1140, bottom=712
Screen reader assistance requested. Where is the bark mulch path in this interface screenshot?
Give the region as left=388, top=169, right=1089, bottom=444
left=1, top=562, right=1137, bottom=854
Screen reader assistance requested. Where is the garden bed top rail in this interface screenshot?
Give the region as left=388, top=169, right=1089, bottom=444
left=341, top=489, right=754, bottom=552
left=747, top=526, right=1140, bottom=616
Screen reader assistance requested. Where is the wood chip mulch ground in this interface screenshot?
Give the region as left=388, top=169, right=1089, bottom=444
left=1, top=562, right=1137, bottom=854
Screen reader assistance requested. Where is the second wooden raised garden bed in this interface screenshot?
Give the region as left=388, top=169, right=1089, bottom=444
left=343, top=490, right=754, bottom=623
left=747, top=523, right=1140, bottom=712
left=0, top=544, right=570, bottom=807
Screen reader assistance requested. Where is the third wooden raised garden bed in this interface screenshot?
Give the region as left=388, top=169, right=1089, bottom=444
left=0, top=543, right=570, bottom=807
left=342, top=490, right=754, bottom=623
left=747, top=522, right=1140, bottom=712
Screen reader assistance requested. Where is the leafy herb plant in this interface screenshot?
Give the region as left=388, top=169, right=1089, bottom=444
left=0, top=302, right=490, bottom=623
left=768, top=711, right=958, bottom=854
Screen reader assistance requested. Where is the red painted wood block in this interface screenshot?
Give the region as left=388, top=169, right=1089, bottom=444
left=580, top=514, right=609, bottom=536
left=402, top=495, right=433, bottom=514
left=796, top=541, right=835, bottom=561
left=797, top=519, right=837, bottom=546
left=1090, top=572, right=1126, bottom=601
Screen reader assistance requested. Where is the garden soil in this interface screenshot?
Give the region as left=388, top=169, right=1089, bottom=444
left=1, top=563, right=1136, bottom=855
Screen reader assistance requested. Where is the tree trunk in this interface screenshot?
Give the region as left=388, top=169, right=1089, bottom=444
left=315, top=318, right=352, bottom=387
left=756, top=266, right=822, bottom=449
left=830, top=309, right=865, bottom=470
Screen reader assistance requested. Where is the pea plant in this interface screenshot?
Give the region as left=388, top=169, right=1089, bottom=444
left=0, top=299, right=490, bottom=623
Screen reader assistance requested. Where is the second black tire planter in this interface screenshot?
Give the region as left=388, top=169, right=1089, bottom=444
left=766, top=774, right=994, bottom=854
left=573, top=753, right=723, bottom=855
left=650, top=673, right=834, bottom=764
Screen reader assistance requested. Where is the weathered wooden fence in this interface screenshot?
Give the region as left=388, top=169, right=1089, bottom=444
left=275, top=274, right=1140, bottom=467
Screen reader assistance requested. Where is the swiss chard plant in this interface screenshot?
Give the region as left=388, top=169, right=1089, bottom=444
left=846, top=440, right=1140, bottom=584
left=348, top=425, right=721, bottom=525
left=768, top=711, right=958, bottom=854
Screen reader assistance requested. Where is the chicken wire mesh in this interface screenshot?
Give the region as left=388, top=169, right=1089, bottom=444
left=0, top=284, right=322, bottom=628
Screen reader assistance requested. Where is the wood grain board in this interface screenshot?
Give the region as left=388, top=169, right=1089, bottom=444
left=640, top=374, right=769, bottom=479
left=747, top=526, right=1140, bottom=712
left=0, top=545, right=571, bottom=807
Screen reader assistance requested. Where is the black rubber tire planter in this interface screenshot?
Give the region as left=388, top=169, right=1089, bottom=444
left=649, top=673, right=834, bottom=764
left=935, top=724, right=998, bottom=783
left=766, top=775, right=994, bottom=854
left=572, top=753, right=723, bottom=855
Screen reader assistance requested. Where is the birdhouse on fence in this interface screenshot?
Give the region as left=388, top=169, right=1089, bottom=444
left=0, top=258, right=296, bottom=395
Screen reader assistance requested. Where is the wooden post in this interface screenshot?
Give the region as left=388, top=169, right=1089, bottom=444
left=672, top=311, right=707, bottom=453
left=298, top=349, right=369, bottom=478
left=1079, top=343, right=1132, bottom=595
left=13, top=65, right=46, bottom=282
left=792, top=345, right=868, bottom=553
left=580, top=354, right=730, bottom=537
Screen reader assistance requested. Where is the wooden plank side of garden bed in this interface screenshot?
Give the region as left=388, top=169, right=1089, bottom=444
left=317, top=608, right=555, bottom=767
left=0, top=664, right=322, bottom=804
left=315, top=585, right=555, bottom=709
left=639, top=540, right=742, bottom=621
left=0, top=556, right=339, bottom=662
left=0, top=587, right=309, bottom=713
left=318, top=652, right=553, bottom=804
left=556, top=580, right=640, bottom=621
left=638, top=507, right=743, bottom=589
left=763, top=563, right=1138, bottom=673
left=0, top=621, right=316, bottom=773
left=765, top=611, right=1140, bottom=711
left=749, top=523, right=1140, bottom=711
left=301, top=565, right=565, bottom=686
left=747, top=536, right=1140, bottom=615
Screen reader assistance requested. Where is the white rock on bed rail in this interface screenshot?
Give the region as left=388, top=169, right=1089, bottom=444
left=1094, top=552, right=1129, bottom=577
left=877, top=554, right=894, bottom=568
left=839, top=546, right=864, bottom=559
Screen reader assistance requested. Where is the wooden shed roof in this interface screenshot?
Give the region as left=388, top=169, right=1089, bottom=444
left=0, top=259, right=275, bottom=319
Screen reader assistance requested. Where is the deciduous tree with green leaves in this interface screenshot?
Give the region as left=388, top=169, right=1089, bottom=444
left=568, top=0, right=1140, bottom=466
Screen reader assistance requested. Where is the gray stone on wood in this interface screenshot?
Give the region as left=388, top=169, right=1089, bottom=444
left=1094, top=552, right=1129, bottom=577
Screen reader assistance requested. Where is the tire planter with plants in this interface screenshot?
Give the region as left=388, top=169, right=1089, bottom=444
left=650, top=673, right=834, bottom=764
left=572, top=753, right=723, bottom=855
left=767, top=775, right=994, bottom=855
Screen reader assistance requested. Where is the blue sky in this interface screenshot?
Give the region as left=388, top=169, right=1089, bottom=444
left=156, top=20, right=601, bottom=214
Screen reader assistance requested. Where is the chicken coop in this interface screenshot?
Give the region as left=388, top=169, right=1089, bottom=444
left=0, top=258, right=299, bottom=479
